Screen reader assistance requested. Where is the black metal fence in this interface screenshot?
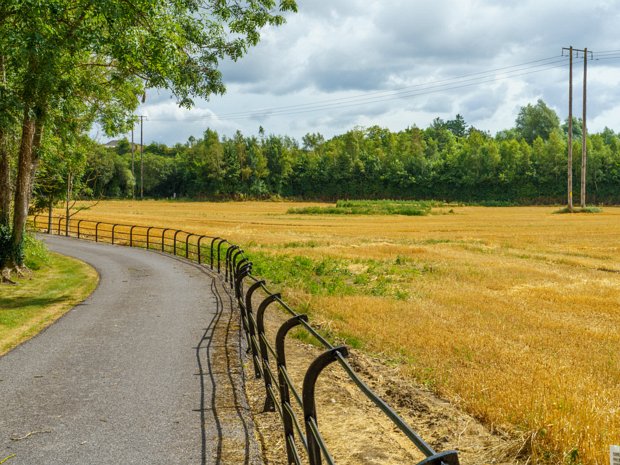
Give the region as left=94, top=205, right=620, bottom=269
left=30, top=215, right=460, bottom=465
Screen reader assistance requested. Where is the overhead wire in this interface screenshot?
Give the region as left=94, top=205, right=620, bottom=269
left=146, top=55, right=571, bottom=122
left=218, top=61, right=570, bottom=121
left=593, top=55, right=620, bottom=61
left=592, top=49, right=620, bottom=55
left=200, top=56, right=565, bottom=118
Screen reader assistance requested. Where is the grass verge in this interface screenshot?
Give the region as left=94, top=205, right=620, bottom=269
left=0, top=242, right=98, bottom=355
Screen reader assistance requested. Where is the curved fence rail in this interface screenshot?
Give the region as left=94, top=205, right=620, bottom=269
left=30, top=214, right=460, bottom=465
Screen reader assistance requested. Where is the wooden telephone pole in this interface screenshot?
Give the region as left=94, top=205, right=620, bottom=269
left=564, top=46, right=574, bottom=212
left=580, top=48, right=591, bottom=208
left=562, top=46, right=592, bottom=210
left=138, top=115, right=145, bottom=200
left=131, top=127, right=135, bottom=199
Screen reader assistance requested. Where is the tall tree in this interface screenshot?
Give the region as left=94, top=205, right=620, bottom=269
left=0, top=0, right=297, bottom=274
left=515, top=99, right=561, bottom=144
left=445, top=114, right=468, bottom=138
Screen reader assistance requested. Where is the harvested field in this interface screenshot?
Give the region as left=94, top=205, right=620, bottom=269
left=64, top=200, right=620, bottom=464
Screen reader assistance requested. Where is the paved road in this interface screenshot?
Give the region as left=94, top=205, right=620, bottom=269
left=0, top=236, right=260, bottom=465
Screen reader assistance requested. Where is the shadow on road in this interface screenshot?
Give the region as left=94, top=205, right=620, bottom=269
left=195, top=272, right=254, bottom=465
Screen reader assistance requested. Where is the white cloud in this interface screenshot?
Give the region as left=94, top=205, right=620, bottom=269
left=125, top=0, right=620, bottom=144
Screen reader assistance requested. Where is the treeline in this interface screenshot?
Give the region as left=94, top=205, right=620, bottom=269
left=85, top=100, right=620, bottom=203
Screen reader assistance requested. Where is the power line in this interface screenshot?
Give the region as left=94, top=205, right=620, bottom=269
left=592, top=55, right=620, bottom=61
left=148, top=57, right=569, bottom=122
left=591, top=49, right=620, bottom=55
left=219, top=59, right=567, bottom=118
left=209, top=56, right=566, bottom=118
left=225, top=62, right=569, bottom=120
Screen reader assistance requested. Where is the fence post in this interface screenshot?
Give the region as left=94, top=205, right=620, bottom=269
left=197, top=236, right=208, bottom=265
left=147, top=227, right=154, bottom=250
left=173, top=230, right=182, bottom=256
left=130, top=225, right=137, bottom=247
left=57, top=217, right=62, bottom=235
left=244, top=286, right=266, bottom=379
left=276, top=314, right=309, bottom=465
left=77, top=220, right=82, bottom=238
left=112, top=224, right=117, bottom=244
left=256, top=293, right=282, bottom=412
left=243, top=280, right=265, bottom=342
left=161, top=228, right=171, bottom=252
left=235, top=257, right=249, bottom=277
left=225, top=245, right=239, bottom=282
left=95, top=222, right=101, bottom=242
left=217, top=239, right=227, bottom=273
left=224, top=245, right=236, bottom=281
left=303, top=346, right=349, bottom=465
left=185, top=233, right=192, bottom=259
left=235, top=258, right=250, bottom=280
left=233, top=249, right=245, bottom=270
left=229, top=249, right=243, bottom=288
left=235, top=263, right=252, bottom=301
left=209, top=237, right=220, bottom=269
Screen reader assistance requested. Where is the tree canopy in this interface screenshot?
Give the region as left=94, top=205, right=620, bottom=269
left=0, top=0, right=297, bottom=273
left=515, top=99, right=561, bottom=144
left=85, top=108, right=620, bottom=205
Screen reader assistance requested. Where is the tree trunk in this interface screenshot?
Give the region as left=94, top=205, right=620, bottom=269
left=9, top=112, right=36, bottom=268
left=27, top=120, right=44, bottom=208
left=47, top=197, right=53, bottom=233
left=65, top=171, right=72, bottom=236
left=0, top=54, right=9, bottom=229
left=0, top=127, right=10, bottom=228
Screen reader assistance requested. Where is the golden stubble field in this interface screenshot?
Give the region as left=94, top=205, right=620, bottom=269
left=69, top=200, right=620, bottom=464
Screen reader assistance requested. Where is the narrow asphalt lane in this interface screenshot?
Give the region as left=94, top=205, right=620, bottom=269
left=0, top=236, right=260, bottom=465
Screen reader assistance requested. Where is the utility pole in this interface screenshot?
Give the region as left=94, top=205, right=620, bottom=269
left=563, top=46, right=592, bottom=210
left=580, top=48, right=592, bottom=208
left=131, top=126, right=135, bottom=199
left=563, top=46, right=574, bottom=212
left=139, top=115, right=145, bottom=200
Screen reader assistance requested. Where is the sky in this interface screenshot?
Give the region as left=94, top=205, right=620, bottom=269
left=97, top=0, right=620, bottom=146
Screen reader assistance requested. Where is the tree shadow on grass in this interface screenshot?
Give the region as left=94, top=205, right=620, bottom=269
left=0, top=296, right=68, bottom=311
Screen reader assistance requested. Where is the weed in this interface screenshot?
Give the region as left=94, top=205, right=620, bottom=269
left=24, top=234, right=50, bottom=270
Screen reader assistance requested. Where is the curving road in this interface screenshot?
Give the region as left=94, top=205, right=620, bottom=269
left=0, top=236, right=261, bottom=465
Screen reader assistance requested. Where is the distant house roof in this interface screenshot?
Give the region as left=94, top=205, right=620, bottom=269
left=104, top=139, right=122, bottom=148
left=104, top=140, right=141, bottom=150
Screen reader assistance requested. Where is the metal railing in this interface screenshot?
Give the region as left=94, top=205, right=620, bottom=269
left=30, top=214, right=460, bottom=465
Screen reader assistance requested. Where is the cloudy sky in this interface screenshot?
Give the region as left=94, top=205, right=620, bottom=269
left=102, top=0, right=620, bottom=146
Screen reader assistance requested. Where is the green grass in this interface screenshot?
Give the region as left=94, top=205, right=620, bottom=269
left=285, top=198, right=527, bottom=215
left=554, top=206, right=603, bottom=214
left=23, top=233, right=51, bottom=270
left=287, top=199, right=441, bottom=216
left=0, top=238, right=98, bottom=355
left=248, top=251, right=425, bottom=300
